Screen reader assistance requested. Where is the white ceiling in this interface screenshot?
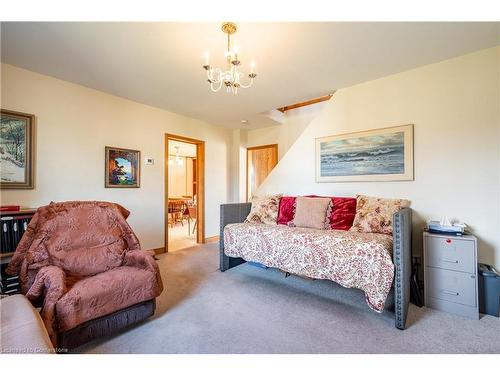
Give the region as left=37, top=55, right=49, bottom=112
left=168, top=140, right=196, bottom=157
left=1, top=22, right=498, bottom=129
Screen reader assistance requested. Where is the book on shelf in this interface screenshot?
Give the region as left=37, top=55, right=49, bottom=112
left=1, top=215, right=32, bottom=254
left=1, top=217, right=13, bottom=254
left=0, top=205, right=20, bottom=212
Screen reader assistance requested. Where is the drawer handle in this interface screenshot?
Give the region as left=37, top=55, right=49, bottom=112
left=440, top=258, right=459, bottom=264
left=440, top=289, right=459, bottom=296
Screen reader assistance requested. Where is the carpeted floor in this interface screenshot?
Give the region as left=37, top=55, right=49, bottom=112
left=78, top=242, right=500, bottom=354
left=167, top=221, right=197, bottom=252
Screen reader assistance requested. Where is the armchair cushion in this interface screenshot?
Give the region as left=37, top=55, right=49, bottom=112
left=56, top=266, right=160, bottom=331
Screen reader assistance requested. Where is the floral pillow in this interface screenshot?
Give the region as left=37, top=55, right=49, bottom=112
left=245, top=194, right=283, bottom=225
left=349, top=195, right=410, bottom=235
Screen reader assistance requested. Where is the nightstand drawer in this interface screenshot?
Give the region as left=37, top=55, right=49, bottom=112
left=424, top=236, right=475, bottom=273
left=426, top=267, right=476, bottom=307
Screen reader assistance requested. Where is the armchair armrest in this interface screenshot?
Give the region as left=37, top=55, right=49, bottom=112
left=393, top=207, right=412, bottom=330
left=26, top=265, right=67, bottom=344
left=123, top=250, right=158, bottom=273
left=219, top=203, right=251, bottom=272
left=123, top=250, right=163, bottom=293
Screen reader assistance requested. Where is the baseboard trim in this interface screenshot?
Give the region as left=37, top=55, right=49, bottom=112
left=147, top=247, right=166, bottom=255
left=205, top=236, right=219, bottom=243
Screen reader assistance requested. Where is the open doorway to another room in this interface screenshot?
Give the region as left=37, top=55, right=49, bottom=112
left=165, top=135, right=205, bottom=252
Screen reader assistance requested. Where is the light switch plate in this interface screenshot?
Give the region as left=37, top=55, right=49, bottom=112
left=145, top=157, right=154, bottom=165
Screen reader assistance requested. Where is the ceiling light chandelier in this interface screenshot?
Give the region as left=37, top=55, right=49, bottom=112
left=203, top=22, right=257, bottom=95
left=168, top=146, right=184, bottom=166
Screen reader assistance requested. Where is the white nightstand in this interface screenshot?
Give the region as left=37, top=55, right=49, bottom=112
left=423, top=231, right=479, bottom=319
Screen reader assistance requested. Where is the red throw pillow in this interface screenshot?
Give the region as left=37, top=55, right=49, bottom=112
left=277, top=196, right=296, bottom=225
left=330, top=197, right=357, bottom=230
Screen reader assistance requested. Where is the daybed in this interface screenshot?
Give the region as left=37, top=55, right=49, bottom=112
left=219, top=200, right=412, bottom=330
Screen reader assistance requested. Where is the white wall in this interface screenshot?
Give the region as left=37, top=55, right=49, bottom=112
left=0, top=63, right=232, bottom=250
left=247, top=102, right=327, bottom=160
left=228, top=101, right=327, bottom=202
left=255, top=47, right=500, bottom=268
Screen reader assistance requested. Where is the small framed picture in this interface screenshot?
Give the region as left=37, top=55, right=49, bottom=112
left=105, top=146, right=141, bottom=188
left=0, top=109, right=36, bottom=189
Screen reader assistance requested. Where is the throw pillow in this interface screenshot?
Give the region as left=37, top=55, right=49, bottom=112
left=330, top=197, right=357, bottom=230
left=277, top=196, right=296, bottom=225
left=292, top=196, right=332, bottom=229
left=349, top=195, right=411, bottom=235
left=245, top=194, right=283, bottom=225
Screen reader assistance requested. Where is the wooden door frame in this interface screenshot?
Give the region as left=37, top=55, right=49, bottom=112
left=246, top=144, right=278, bottom=201
left=164, top=134, right=205, bottom=252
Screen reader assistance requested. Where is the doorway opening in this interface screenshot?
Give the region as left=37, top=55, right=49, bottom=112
left=246, top=144, right=278, bottom=201
left=165, top=134, right=205, bottom=252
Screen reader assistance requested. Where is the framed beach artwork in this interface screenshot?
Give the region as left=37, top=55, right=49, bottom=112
left=105, top=146, right=141, bottom=188
left=0, top=109, right=36, bottom=189
left=316, top=124, right=413, bottom=182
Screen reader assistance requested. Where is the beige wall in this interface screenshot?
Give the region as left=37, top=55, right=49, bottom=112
left=255, top=47, right=500, bottom=268
left=247, top=101, right=327, bottom=160
left=168, top=155, right=189, bottom=198
left=229, top=102, right=327, bottom=202
left=229, top=129, right=248, bottom=203
left=0, top=63, right=232, bottom=250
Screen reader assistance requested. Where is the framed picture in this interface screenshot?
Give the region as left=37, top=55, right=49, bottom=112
left=105, top=146, right=141, bottom=188
left=316, top=124, right=414, bottom=182
left=0, top=109, right=36, bottom=189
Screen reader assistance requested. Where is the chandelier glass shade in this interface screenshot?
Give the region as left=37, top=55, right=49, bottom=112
left=203, top=22, right=257, bottom=95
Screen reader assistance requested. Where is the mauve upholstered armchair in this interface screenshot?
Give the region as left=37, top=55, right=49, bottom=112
left=6, top=201, right=164, bottom=350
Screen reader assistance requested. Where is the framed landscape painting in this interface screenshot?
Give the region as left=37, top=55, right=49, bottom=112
left=0, top=109, right=36, bottom=189
left=316, top=124, right=413, bottom=182
left=105, top=146, right=141, bottom=188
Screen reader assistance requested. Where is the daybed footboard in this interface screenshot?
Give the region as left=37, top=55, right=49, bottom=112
left=219, top=203, right=251, bottom=271
left=219, top=203, right=413, bottom=330
left=393, top=208, right=412, bottom=330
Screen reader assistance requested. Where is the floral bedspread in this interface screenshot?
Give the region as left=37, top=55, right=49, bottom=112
left=223, top=223, right=394, bottom=312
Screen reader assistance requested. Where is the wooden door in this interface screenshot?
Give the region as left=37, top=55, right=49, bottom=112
left=247, top=144, right=278, bottom=201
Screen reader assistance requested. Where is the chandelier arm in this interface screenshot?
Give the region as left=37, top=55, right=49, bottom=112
left=210, top=80, right=223, bottom=92
left=206, top=69, right=213, bottom=82
left=238, top=77, right=255, bottom=89
left=207, top=68, right=224, bottom=84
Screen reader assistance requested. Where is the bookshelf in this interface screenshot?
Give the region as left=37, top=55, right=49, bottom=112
left=0, top=208, right=36, bottom=295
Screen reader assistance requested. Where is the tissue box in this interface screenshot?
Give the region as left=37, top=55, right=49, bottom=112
left=427, top=220, right=465, bottom=235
